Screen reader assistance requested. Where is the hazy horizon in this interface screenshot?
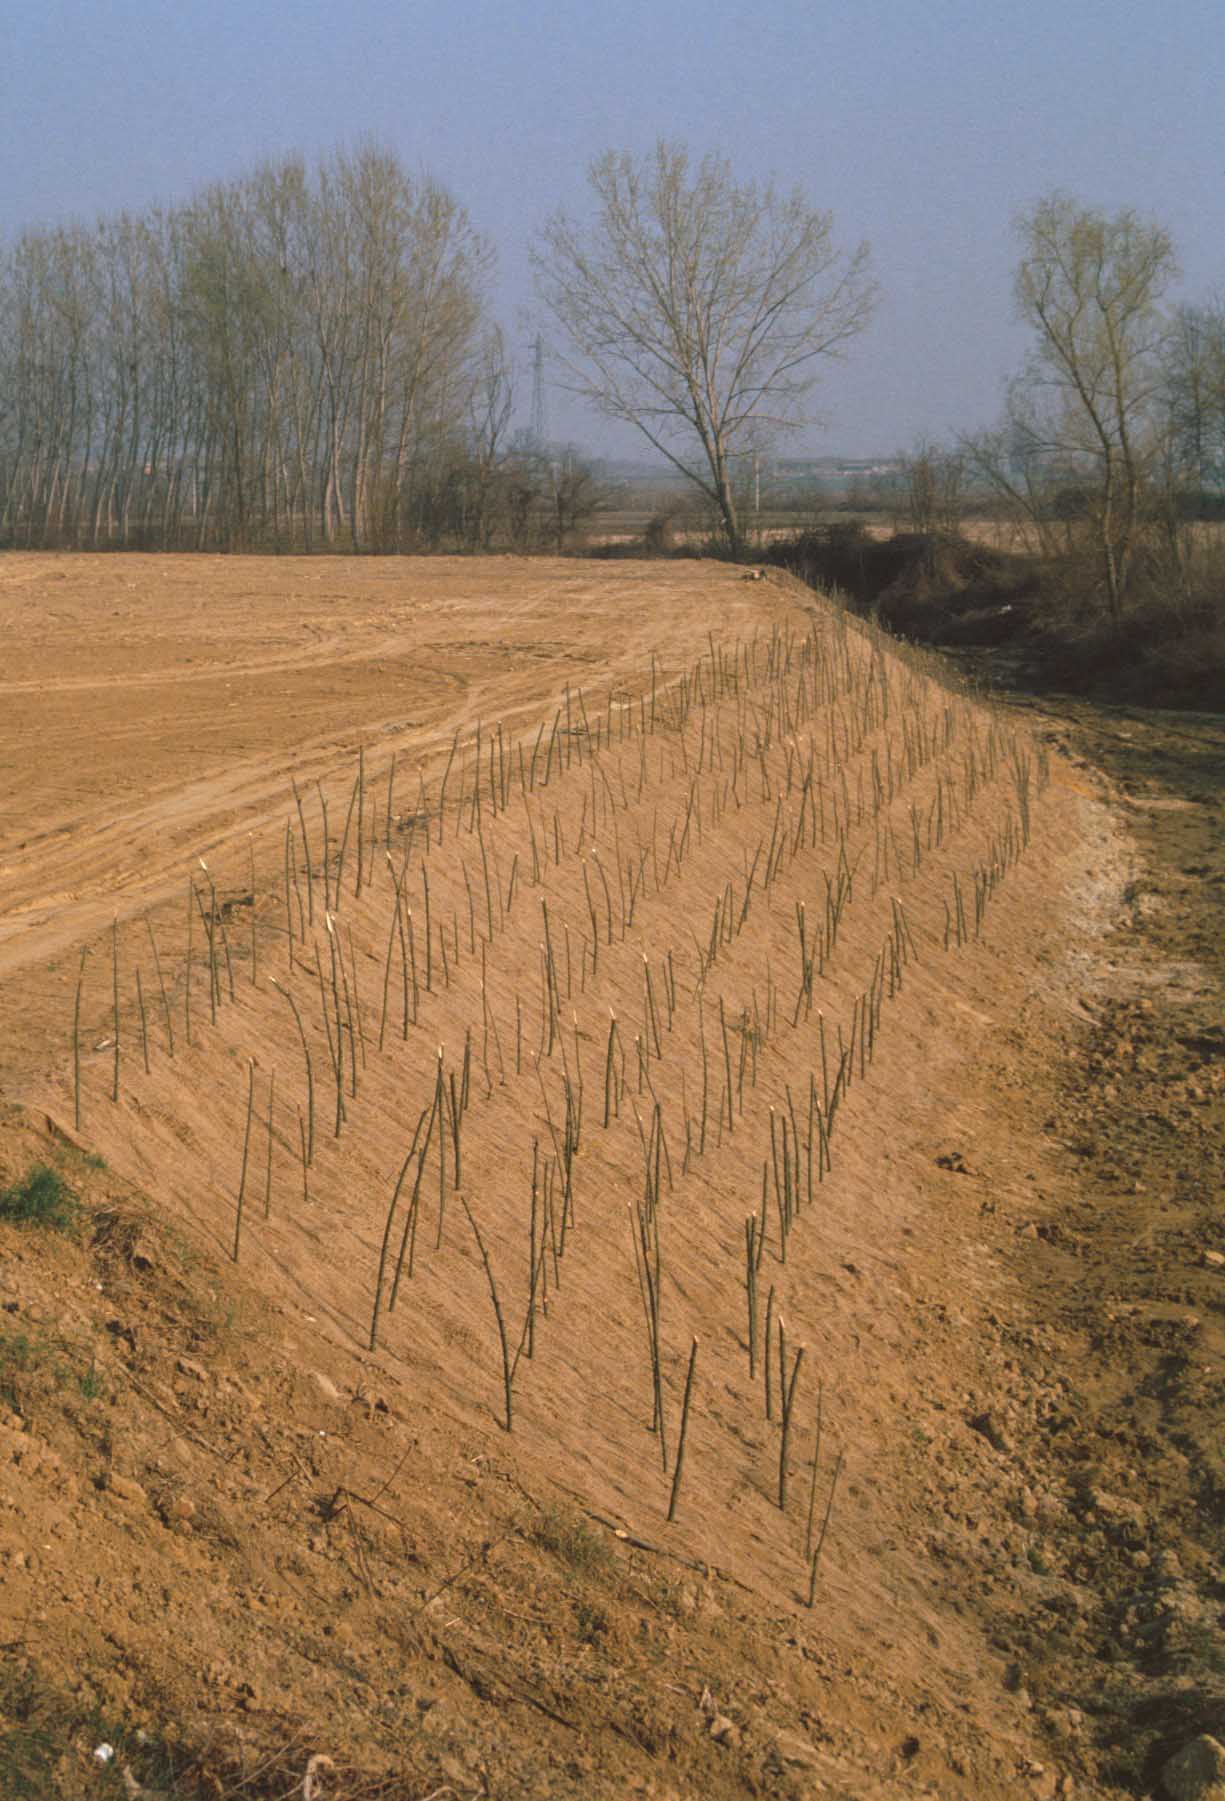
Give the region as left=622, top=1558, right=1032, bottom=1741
left=6, top=0, right=1222, bottom=461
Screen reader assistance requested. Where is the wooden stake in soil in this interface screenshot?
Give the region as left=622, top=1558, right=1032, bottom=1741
left=385, top=750, right=396, bottom=850
left=666, top=1337, right=699, bottom=1523
left=292, top=779, right=314, bottom=926
left=387, top=1092, right=440, bottom=1306
left=806, top=1451, right=844, bottom=1608
left=284, top=822, right=296, bottom=971
left=318, top=785, right=331, bottom=913
left=144, top=914, right=174, bottom=1057
left=461, top=1195, right=514, bottom=1432
left=136, top=968, right=150, bottom=1075
left=345, top=923, right=367, bottom=1072
left=526, top=1144, right=540, bottom=1361
left=719, top=996, right=734, bottom=1134
left=744, top=1215, right=759, bottom=1377
left=804, top=1379, right=824, bottom=1558
left=378, top=866, right=405, bottom=1052
left=335, top=774, right=358, bottom=899
left=263, top=1071, right=276, bottom=1218
left=356, top=742, right=366, bottom=898
left=198, top=860, right=223, bottom=1017
left=628, top=1200, right=669, bottom=1470
left=72, top=946, right=88, bottom=1131
left=212, top=881, right=237, bottom=1003
left=763, top=1284, right=776, bottom=1421
left=110, top=915, right=121, bottom=1102
left=323, top=916, right=347, bottom=1134
left=249, top=836, right=258, bottom=984
left=184, top=880, right=195, bottom=1046
left=423, top=866, right=433, bottom=992
left=369, top=1106, right=430, bottom=1351
left=603, top=1012, right=619, bottom=1127
left=778, top=1342, right=806, bottom=1510
left=270, top=978, right=315, bottom=1167
left=233, top=1060, right=256, bottom=1262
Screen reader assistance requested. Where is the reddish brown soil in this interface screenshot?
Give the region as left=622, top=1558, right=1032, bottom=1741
left=0, top=556, right=1221, bottom=1800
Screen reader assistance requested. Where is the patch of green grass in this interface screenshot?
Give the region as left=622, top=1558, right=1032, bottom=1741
left=77, top=1359, right=102, bottom=1403
left=0, top=1166, right=79, bottom=1236
left=0, top=1331, right=39, bottom=1372
left=0, top=1327, right=105, bottom=1421
left=532, top=1506, right=614, bottom=1577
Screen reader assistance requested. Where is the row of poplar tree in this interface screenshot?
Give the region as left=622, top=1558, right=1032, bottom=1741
left=0, top=146, right=567, bottom=553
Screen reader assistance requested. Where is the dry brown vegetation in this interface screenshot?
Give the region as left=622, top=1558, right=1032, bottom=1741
left=1, top=554, right=1222, bottom=1799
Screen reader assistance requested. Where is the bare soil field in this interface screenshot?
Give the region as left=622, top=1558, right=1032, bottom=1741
left=0, top=554, right=784, bottom=1092
left=0, top=555, right=1221, bottom=1800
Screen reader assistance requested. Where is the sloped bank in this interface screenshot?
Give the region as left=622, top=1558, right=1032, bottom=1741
left=1, top=564, right=1140, bottom=1797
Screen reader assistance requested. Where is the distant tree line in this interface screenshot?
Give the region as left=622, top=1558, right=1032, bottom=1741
left=6, top=141, right=1221, bottom=623
left=0, top=146, right=607, bottom=552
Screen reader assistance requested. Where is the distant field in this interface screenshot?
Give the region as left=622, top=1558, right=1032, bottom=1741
left=591, top=509, right=1225, bottom=560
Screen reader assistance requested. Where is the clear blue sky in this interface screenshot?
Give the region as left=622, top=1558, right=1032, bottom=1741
left=5, top=0, right=1222, bottom=458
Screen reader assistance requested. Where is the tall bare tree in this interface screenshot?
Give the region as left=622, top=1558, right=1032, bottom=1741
left=532, top=140, right=876, bottom=552
left=1011, top=194, right=1177, bottom=621
left=899, top=438, right=964, bottom=538
left=1162, top=300, right=1225, bottom=498
left=0, top=146, right=493, bottom=552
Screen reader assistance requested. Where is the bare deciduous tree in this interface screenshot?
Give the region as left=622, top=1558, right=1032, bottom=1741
left=0, top=146, right=492, bottom=553
left=1010, top=194, right=1177, bottom=621
left=1162, top=300, right=1225, bottom=498
left=898, top=438, right=964, bottom=538
left=545, top=449, right=606, bottom=551
left=532, top=140, right=876, bottom=553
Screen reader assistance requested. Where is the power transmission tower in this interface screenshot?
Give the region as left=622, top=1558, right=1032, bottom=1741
left=530, top=333, right=547, bottom=447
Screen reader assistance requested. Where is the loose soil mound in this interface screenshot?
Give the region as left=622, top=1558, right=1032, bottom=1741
left=5, top=554, right=1197, bottom=1800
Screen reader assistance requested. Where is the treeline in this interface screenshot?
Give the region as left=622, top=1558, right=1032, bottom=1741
left=0, top=146, right=597, bottom=553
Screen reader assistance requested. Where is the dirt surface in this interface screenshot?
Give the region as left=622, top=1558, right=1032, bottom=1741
left=0, top=553, right=784, bottom=1094
left=0, top=556, right=1221, bottom=1800
left=938, top=679, right=1225, bottom=1796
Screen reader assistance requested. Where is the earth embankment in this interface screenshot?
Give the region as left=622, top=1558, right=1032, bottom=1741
left=2, top=555, right=1176, bottom=1799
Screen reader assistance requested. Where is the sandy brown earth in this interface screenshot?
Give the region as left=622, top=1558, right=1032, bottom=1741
left=0, top=554, right=789, bottom=1093
left=0, top=555, right=1221, bottom=1800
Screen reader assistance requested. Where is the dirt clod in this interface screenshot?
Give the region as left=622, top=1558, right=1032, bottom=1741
left=1162, top=1736, right=1225, bottom=1801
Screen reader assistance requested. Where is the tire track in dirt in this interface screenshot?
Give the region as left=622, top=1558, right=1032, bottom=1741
left=0, top=555, right=789, bottom=1089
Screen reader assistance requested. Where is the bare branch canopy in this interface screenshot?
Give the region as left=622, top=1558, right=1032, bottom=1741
left=532, top=140, right=877, bottom=550
left=1010, top=194, right=1176, bottom=619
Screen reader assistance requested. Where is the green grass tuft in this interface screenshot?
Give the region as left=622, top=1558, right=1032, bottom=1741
left=0, top=1166, right=79, bottom=1235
